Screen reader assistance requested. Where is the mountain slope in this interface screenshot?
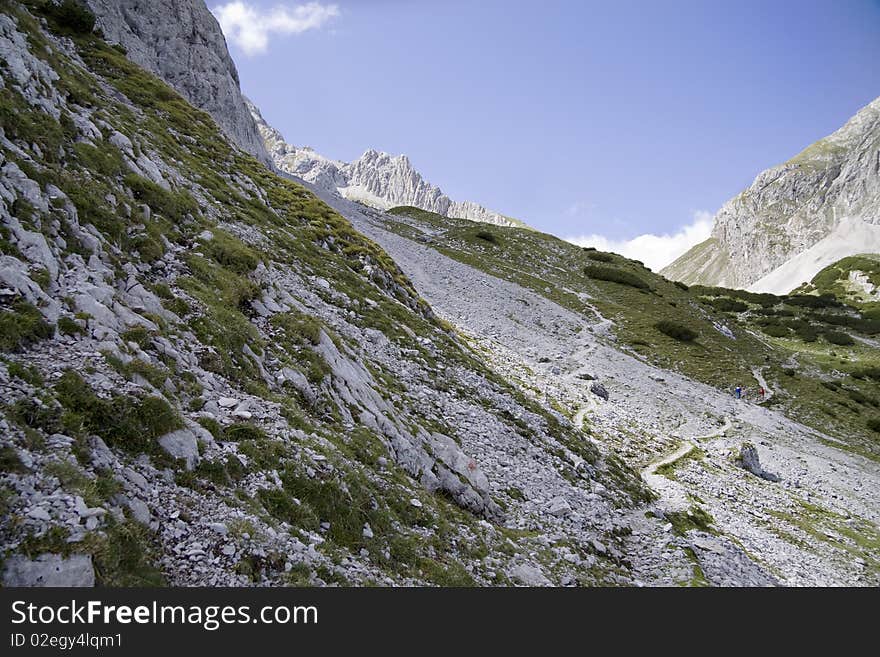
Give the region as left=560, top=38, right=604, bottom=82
left=247, top=99, right=526, bottom=228
left=296, top=199, right=880, bottom=585
left=0, top=0, right=658, bottom=587
left=663, top=96, right=880, bottom=290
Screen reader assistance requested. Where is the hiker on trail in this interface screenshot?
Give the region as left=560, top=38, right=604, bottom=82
left=735, top=385, right=742, bottom=400
left=759, top=386, right=765, bottom=399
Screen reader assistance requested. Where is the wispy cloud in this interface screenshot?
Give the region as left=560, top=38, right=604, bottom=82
left=565, top=210, right=714, bottom=272
left=212, top=2, right=340, bottom=55
left=564, top=200, right=596, bottom=217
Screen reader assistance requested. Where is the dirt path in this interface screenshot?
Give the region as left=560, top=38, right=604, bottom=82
left=641, top=416, right=732, bottom=501
left=642, top=441, right=696, bottom=478
left=751, top=367, right=773, bottom=402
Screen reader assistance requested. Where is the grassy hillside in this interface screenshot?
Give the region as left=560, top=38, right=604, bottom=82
left=387, top=206, right=880, bottom=460
left=794, top=254, right=880, bottom=310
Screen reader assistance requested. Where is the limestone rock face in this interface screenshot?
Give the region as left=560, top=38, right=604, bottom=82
left=247, top=99, right=523, bottom=227
left=84, top=0, right=270, bottom=165
left=663, top=96, right=880, bottom=290
left=3, top=553, right=95, bottom=587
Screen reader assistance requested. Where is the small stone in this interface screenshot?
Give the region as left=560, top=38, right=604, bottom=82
left=547, top=497, right=572, bottom=518
left=409, top=498, right=423, bottom=508
left=128, top=498, right=151, bottom=526
left=590, top=382, right=609, bottom=401
left=508, top=563, right=551, bottom=586
left=28, top=507, right=51, bottom=521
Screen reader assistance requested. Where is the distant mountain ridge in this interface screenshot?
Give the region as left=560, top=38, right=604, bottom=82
left=663, top=96, right=880, bottom=292
left=247, top=99, right=525, bottom=228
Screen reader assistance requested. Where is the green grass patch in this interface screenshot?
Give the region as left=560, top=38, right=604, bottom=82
left=0, top=302, right=54, bottom=352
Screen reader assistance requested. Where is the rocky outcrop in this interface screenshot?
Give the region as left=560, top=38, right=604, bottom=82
left=247, top=99, right=523, bottom=227
left=84, top=0, right=270, bottom=165
left=663, top=96, right=880, bottom=290
left=737, top=442, right=780, bottom=482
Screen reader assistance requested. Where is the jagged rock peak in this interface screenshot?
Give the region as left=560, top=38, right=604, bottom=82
left=246, top=99, right=524, bottom=227
left=84, top=0, right=270, bottom=165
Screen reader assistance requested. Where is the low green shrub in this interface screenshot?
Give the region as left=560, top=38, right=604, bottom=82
left=654, top=320, right=698, bottom=342
left=784, top=294, right=841, bottom=309
left=54, top=371, right=182, bottom=454
left=473, top=230, right=499, bottom=245
left=710, top=297, right=748, bottom=313
left=120, top=325, right=152, bottom=348
left=586, top=251, right=614, bottom=263
left=57, top=316, right=83, bottom=336
left=203, top=230, right=260, bottom=275
left=0, top=446, right=26, bottom=473
left=197, top=416, right=224, bottom=440
left=852, top=366, right=880, bottom=381
left=42, top=0, right=96, bottom=35
left=124, top=174, right=198, bottom=223
left=584, top=265, right=649, bottom=290
left=5, top=360, right=44, bottom=385
left=223, top=422, right=266, bottom=442
left=0, top=302, right=54, bottom=352
left=823, top=330, right=854, bottom=346
left=760, top=323, right=790, bottom=338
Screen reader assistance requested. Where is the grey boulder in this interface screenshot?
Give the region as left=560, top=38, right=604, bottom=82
left=3, top=553, right=95, bottom=587
left=157, top=428, right=200, bottom=470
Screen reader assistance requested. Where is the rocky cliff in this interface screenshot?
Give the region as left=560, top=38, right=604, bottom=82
left=247, top=99, right=524, bottom=227
left=663, top=96, right=880, bottom=291
left=84, top=0, right=270, bottom=164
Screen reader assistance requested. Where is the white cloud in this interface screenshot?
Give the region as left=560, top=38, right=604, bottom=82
left=212, top=2, right=340, bottom=55
left=565, top=211, right=714, bottom=272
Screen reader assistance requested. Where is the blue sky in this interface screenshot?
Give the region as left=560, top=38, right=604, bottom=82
left=212, top=0, right=880, bottom=268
